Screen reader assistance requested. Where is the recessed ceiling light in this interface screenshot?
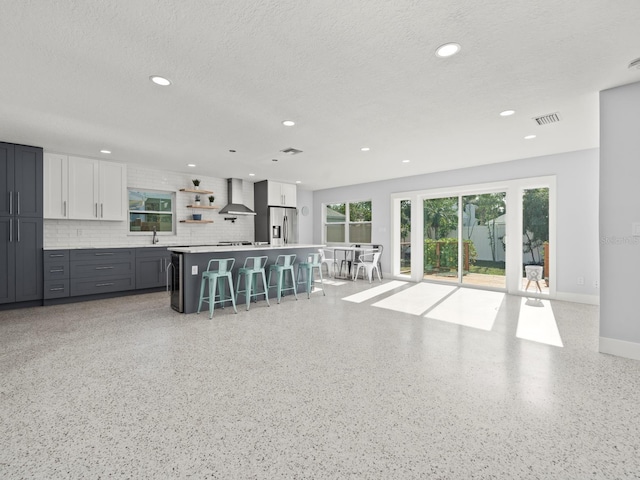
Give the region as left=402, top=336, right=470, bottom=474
left=524, top=135, right=537, bottom=140
left=402, top=159, right=411, bottom=163
left=149, top=75, right=171, bottom=86
left=435, top=43, right=461, bottom=58
left=282, top=120, right=295, bottom=126
left=628, top=58, right=640, bottom=69
left=360, top=147, right=370, bottom=152
left=100, top=149, right=111, bottom=154
left=296, top=180, right=302, bottom=184
left=500, top=110, right=515, bottom=116
left=249, top=173, right=255, bottom=176
left=187, top=163, right=196, bottom=167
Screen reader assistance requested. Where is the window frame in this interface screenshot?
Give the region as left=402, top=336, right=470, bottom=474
left=323, top=199, right=372, bottom=244
left=127, top=188, right=176, bottom=235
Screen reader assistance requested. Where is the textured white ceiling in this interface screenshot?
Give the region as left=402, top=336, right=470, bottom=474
left=1, top=0, right=639, bottom=190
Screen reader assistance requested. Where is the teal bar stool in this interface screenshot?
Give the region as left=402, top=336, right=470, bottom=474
left=197, top=258, right=237, bottom=318
left=235, top=256, right=270, bottom=311
left=297, top=251, right=326, bottom=299
left=267, top=254, right=298, bottom=304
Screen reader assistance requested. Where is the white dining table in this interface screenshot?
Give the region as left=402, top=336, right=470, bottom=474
left=328, top=246, right=378, bottom=280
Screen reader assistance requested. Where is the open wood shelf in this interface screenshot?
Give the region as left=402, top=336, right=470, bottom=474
left=180, top=220, right=214, bottom=224
left=180, top=188, right=214, bottom=194
left=186, top=205, right=219, bottom=209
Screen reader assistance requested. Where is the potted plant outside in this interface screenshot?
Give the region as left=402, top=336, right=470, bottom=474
left=194, top=194, right=201, bottom=206
left=192, top=179, right=200, bottom=190
left=208, top=195, right=215, bottom=206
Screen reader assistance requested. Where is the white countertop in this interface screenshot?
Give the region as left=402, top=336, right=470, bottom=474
left=169, top=244, right=325, bottom=254
left=44, top=243, right=187, bottom=250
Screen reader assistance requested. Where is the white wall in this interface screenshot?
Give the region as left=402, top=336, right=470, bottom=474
left=44, top=164, right=255, bottom=248
left=599, top=80, right=640, bottom=360
left=313, top=149, right=600, bottom=301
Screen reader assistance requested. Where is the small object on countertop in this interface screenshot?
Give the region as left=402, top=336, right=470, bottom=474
left=192, top=214, right=202, bottom=221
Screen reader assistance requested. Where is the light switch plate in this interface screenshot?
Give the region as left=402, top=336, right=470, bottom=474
left=192, top=265, right=198, bottom=275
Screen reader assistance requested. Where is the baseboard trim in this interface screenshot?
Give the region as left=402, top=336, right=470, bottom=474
left=599, top=337, right=640, bottom=361
left=555, top=292, right=600, bottom=305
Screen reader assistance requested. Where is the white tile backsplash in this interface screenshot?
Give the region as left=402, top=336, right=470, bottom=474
left=44, top=164, right=255, bottom=248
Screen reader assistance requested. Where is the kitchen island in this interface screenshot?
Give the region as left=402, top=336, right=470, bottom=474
left=168, top=244, right=325, bottom=313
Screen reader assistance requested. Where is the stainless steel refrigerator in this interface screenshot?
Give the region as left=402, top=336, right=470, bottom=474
left=255, top=206, right=298, bottom=245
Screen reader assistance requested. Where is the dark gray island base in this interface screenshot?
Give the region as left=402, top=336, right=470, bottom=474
left=169, top=244, right=325, bottom=314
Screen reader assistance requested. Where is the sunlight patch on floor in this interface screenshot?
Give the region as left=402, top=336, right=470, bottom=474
left=342, top=280, right=408, bottom=304
left=426, top=288, right=505, bottom=331
left=372, top=283, right=455, bottom=315
left=516, top=298, right=563, bottom=347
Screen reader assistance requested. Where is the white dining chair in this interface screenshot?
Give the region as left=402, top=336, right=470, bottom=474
left=319, top=248, right=337, bottom=278
left=352, top=250, right=382, bottom=283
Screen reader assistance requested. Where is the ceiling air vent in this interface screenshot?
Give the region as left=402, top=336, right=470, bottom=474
left=533, top=112, right=561, bottom=126
left=280, top=147, right=303, bottom=155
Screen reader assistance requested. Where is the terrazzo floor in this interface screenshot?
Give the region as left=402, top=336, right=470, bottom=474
left=1, top=280, right=639, bottom=479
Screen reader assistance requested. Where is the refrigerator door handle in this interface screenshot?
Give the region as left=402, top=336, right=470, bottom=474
left=283, top=216, right=288, bottom=244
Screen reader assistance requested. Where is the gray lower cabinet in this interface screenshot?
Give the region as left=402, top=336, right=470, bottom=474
left=69, top=249, right=135, bottom=297
left=135, top=248, right=171, bottom=289
left=44, top=250, right=70, bottom=299
left=42, top=247, right=171, bottom=303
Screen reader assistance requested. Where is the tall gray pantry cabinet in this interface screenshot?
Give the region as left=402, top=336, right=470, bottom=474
left=0, top=142, right=43, bottom=305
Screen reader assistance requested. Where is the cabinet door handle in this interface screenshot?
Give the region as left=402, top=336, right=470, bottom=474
left=16, top=192, right=20, bottom=215
left=49, top=269, right=65, bottom=273
left=16, top=219, right=20, bottom=242
left=9, top=191, right=13, bottom=215
left=96, top=282, right=114, bottom=287
left=95, top=266, right=114, bottom=270
left=63, top=200, right=67, bottom=217
left=95, top=203, right=98, bottom=217
left=49, top=287, right=65, bottom=292
left=9, top=218, right=12, bottom=242
left=101, top=203, right=104, bottom=218
left=49, top=254, right=65, bottom=258
left=94, top=253, right=114, bottom=256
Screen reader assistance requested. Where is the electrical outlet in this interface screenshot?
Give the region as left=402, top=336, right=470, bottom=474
left=594, top=280, right=599, bottom=288
left=577, top=276, right=584, bottom=285
left=191, top=265, right=198, bottom=275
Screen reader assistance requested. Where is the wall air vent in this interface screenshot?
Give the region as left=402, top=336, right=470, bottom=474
left=533, top=112, right=561, bottom=126
left=280, top=147, right=303, bottom=155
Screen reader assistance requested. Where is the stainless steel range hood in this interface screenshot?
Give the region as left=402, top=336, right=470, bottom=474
left=218, top=178, right=256, bottom=215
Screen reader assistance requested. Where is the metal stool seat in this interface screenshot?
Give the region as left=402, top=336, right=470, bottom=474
left=297, top=251, right=326, bottom=298
left=235, top=256, right=270, bottom=310
left=197, top=258, right=237, bottom=318
left=267, top=254, right=298, bottom=304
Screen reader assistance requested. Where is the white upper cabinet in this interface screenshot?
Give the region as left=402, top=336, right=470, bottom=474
left=68, top=156, right=100, bottom=220
left=43, top=153, right=69, bottom=219
left=45, top=154, right=126, bottom=221
left=267, top=180, right=297, bottom=207
left=97, top=160, right=127, bottom=220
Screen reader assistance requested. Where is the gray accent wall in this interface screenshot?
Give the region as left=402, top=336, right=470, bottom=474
left=600, top=81, right=640, bottom=353
left=313, top=148, right=600, bottom=301
left=297, top=189, right=314, bottom=244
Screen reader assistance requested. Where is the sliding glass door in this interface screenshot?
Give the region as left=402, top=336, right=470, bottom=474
left=461, top=192, right=507, bottom=289
left=423, top=197, right=459, bottom=283
left=521, top=187, right=550, bottom=294
left=391, top=176, right=555, bottom=296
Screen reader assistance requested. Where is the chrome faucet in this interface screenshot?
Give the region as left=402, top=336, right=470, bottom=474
left=152, top=226, right=159, bottom=244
